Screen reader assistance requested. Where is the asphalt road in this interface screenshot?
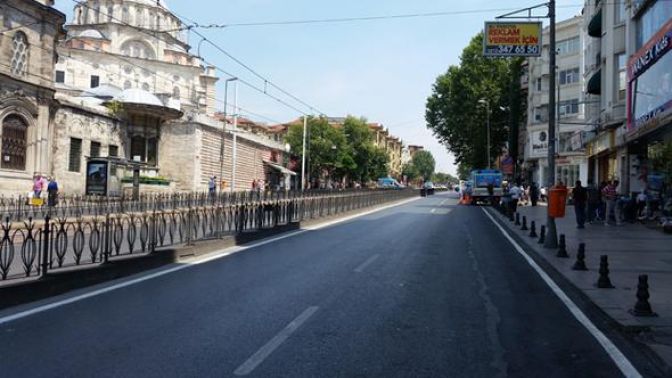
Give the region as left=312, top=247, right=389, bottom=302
left=0, top=193, right=634, bottom=377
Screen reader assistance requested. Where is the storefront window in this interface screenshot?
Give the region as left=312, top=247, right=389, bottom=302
left=630, top=50, right=672, bottom=124
left=636, top=1, right=672, bottom=49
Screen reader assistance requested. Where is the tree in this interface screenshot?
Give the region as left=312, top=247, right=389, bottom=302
left=411, top=150, right=436, bottom=181
left=285, top=116, right=352, bottom=185
left=432, top=172, right=458, bottom=185
left=402, top=163, right=419, bottom=182
left=426, top=32, right=520, bottom=171
left=334, top=116, right=391, bottom=183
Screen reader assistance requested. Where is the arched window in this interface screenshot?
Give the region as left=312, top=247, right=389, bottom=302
left=123, top=80, right=132, bottom=89
left=172, top=86, right=180, bottom=100
left=120, top=40, right=155, bottom=60
left=1, top=115, right=28, bottom=171
left=11, top=32, right=28, bottom=76
left=141, top=82, right=150, bottom=91
left=107, top=2, right=114, bottom=22
left=94, top=4, right=101, bottom=23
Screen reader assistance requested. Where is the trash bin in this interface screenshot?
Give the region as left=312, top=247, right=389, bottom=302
left=548, top=187, right=569, bottom=218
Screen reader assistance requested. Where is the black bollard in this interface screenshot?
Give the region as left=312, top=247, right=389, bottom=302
left=521, top=216, right=529, bottom=231
left=556, top=234, right=569, bottom=258
left=508, top=210, right=514, bottom=222
left=529, top=221, right=538, bottom=238
left=515, top=213, right=521, bottom=226
left=596, top=255, right=615, bottom=288
left=630, top=275, right=657, bottom=317
left=538, top=225, right=546, bottom=244
left=572, top=243, right=588, bottom=271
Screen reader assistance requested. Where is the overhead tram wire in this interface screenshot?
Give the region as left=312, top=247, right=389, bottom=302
left=167, top=3, right=606, bottom=30
left=69, top=0, right=321, bottom=117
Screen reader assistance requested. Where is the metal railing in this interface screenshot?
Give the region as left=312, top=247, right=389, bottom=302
left=0, top=189, right=415, bottom=283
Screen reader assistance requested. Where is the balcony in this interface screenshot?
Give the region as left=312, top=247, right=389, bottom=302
left=586, top=69, right=602, bottom=95
left=588, top=8, right=603, bottom=38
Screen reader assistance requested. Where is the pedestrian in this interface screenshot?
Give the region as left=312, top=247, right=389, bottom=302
left=636, top=190, right=647, bottom=219
left=530, top=182, right=539, bottom=207
left=602, top=180, right=621, bottom=226
left=208, top=176, right=216, bottom=194
left=47, top=176, right=59, bottom=207
left=572, top=180, right=587, bottom=229
left=509, top=183, right=522, bottom=214
left=32, top=174, right=44, bottom=198
left=586, top=180, right=601, bottom=223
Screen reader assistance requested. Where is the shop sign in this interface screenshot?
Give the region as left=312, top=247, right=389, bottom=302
left=594, top=131, right=612, bottom=154
left=530, top=130, right=548, bottom=158
left=629, top=30, right=670, bottom=79
left=628, top=19, right=672, bottom=132
left=483, top=22, right=542, bottom=57
left=570, top=131, right=584, bottom=152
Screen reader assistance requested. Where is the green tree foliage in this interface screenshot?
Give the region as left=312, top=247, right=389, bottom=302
left=343, top=116, right=388, bottom=182
left=426, top=32, right=519, bottom=170
left=411, top=150, right=436, bottom=181
left=285, top=115, right=389, bottom=184
left=432, top=172, right=459, bottom=185
left=402, top=163, right=419, bottom=181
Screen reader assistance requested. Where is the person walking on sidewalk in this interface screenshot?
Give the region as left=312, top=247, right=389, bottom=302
left=530, top=182, right=539, bottom=207
left=586, top=180, right=601, bottom=223
left=509, top=183, right=522, bottom=214
left=572, top=180, right=587, bottom=229
left=602, top=180, right=621, bottom=226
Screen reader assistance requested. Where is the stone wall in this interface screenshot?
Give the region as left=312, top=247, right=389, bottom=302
left=51, top=102, right=125, bottom=195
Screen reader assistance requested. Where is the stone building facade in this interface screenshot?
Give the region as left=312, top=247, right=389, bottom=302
left=0, top=0, right=65, bottom=196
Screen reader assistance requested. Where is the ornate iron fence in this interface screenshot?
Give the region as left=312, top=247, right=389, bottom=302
left=0, top=189, right=414, bottom=283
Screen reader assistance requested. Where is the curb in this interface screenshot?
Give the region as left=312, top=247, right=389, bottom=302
left=485, top=206, right=672, bottom=377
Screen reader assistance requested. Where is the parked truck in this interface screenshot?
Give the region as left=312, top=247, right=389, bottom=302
left=469, top=169, right=503, bottom=205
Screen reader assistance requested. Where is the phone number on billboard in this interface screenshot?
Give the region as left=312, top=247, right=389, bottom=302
left=485, top=45, right=541, bottom=56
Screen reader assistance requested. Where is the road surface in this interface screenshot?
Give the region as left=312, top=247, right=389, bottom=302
left=0, top=194, right=642, bottom=377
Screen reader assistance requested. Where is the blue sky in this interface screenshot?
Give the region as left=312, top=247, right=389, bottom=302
left=53, top=0, right=583, bottom=175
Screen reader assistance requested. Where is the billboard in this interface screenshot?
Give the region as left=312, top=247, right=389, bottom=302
left=529, top=130, right=548, bottom=158
left=483, top=22, right=543, bottom=57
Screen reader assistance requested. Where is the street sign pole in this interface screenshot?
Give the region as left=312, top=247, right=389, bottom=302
left=544, top=0, right=559, bottom=249
left=494, top=1, right=558, bottom=248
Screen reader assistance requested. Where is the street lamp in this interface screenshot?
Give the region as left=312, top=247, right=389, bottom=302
left=478, top=99, right=491, bottom=169
left=220, top=77, right=237, bottom=192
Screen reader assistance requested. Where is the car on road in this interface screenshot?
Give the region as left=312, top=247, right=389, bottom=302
left=423, top=181, right=435, bottom=195
left=377, top=177, right=404, bottom=189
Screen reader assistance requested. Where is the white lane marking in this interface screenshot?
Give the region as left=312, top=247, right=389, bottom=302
left=0, top=196, right=421, bottom=325
left=354, top=254, right=380, bottom=273
left=430, top=208, right=437, bottom=213
left=234, top=306, right=319, bottom=376
left=440, top=199, right=447, bottom=206
left=481, top=208, right=641, bottom=378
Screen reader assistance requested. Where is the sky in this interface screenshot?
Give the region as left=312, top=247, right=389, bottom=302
left=53, top=0, right=584, bottom=176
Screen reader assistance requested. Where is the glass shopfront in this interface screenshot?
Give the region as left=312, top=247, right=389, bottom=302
left=636, top=0, right=672, bottom=49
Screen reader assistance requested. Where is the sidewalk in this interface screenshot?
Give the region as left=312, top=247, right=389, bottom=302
left=489, top=203, right=672, bottom=368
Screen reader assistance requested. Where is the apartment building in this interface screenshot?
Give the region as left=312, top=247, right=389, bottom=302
left=525, top=15, right=588, bottom=187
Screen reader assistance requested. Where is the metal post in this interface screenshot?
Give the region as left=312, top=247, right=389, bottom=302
left=486, top=101, right=491, bottom=169
left=231, top=81, right=239, bottom=193
left=220, top=80, right=230, bottom=193
left=544, top=0, right=559, bottom=249
left=301, top=115, right=307, bottom=191
left=41, top=215, right=50, bottom=277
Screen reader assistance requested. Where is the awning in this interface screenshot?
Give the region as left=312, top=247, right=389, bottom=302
left=587, top=69, right=602, bottom=95
left=588, top=8, right=602, bottom=38
left=264, top=161, right=297, bottom=176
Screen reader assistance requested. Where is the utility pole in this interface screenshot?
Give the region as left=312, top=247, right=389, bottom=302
left=544, top=0, right=559, bottom=249
left=301, top=115, right=307, bottom=191
left=220, top=77, right=237, bottom=193
left=494, top=1, right=558, bottom=248
left=230, top=81, right=239, bottom=193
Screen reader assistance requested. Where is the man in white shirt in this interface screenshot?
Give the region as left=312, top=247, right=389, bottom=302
left=509, top=184, right=522, bottom=213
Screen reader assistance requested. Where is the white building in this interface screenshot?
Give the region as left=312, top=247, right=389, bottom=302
left=525, top=15, right=588, bottom=187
